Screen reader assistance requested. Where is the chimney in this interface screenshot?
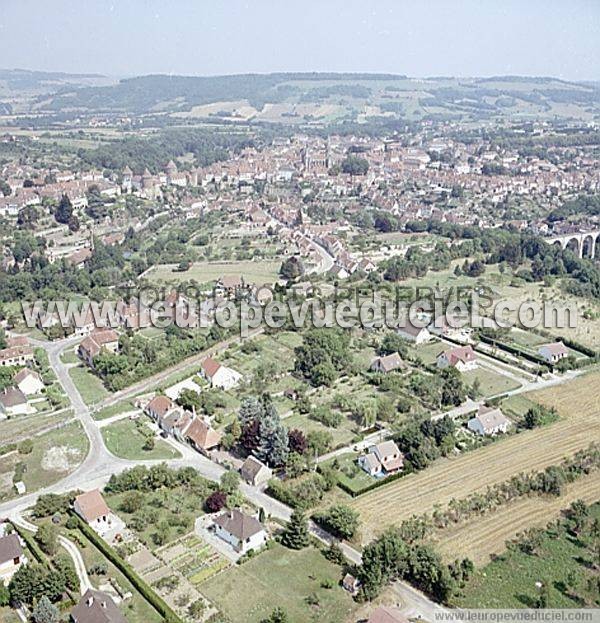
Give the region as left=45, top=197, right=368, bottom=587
left=86, top=596, right=94, bottom=607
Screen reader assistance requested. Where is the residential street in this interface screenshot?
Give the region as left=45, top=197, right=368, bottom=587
left=0, top=334, right=446, bottom=618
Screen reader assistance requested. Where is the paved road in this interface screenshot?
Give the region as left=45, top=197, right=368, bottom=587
left=0, top=334, right=445, bottom=619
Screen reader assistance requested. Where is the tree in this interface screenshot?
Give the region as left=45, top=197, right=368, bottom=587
left=205, top=491, right=227, bottom=513
left=280, top=256, right=305, bottom=280
left=54, top=194, right=74, bottom=225
left=220, top=470, right=240, bottom=494
left=288, top=428, right=307, bottom=455
left=341, top=155, right=369, bottom=176
left=281, top=509, right=310, bottom=549
left=439, top=368, right=466, bottom=406
left=36, top=523, right=58, bottom=556
left=311, top=362, right=336, bottom=387
left=32, top=596, right=59, bottom=623
left=0, top=583, right=9, bottom=607
left=261, top=607, right=289, bottom=623
left=254, top=399, right=289, bottom=467
left=317, top=504, right=360, bottom=540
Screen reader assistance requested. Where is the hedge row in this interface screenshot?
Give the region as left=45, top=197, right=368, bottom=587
left=335, top=468, right=407, bottom=498
left=11, top=523, right=48, bottom=566
left=477, top=334, right=551, bottom=370
left=71, top=512, right=183, bottom=623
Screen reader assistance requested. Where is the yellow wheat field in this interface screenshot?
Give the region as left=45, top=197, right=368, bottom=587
left=353, top=371, right=600, bottom=544
left=433, top=470, right=600, bottom=565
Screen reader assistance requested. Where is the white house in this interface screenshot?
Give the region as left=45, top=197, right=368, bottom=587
left=213, top=509, right=267, bottom=554
left=396, top=322, right=432, bottom=345
left=468, top=406, right=511, bottom=436
left=74, top=489, right=123, bottom=539
left=0, top=387, right=35, bottom=418
left=0, top=532, right=26, bottom=585
left=358, top=441, right=404, bottom=477
left=240, top=456, right=272, bottom=487
left=201, top=357, right=242, bottom=390
left=538, top=341, right=569, bottom=364
left=14, top=368, right=45, bottom=395
left=436, top=345, right=477, bottom=371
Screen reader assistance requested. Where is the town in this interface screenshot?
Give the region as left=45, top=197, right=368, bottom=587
left=1, top=6, right=600, bottom=623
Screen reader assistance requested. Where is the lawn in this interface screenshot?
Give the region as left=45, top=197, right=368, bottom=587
left=60, top=348, right=80, bottom=364
left=146, top=260, right=281, bottom=286
left=93, top=400, right=137, bottom=421
left=284, top=413, right=356, bottom=448
left=102, top=419, right=182, bottom=460
left=322, top=452, right=379, bottom=495
left=462, top=366, right=522, bottom=397
left=202, top=544, right=357, bottom=623
left=455, top=501, right=600, bottom=608
left=0, top=422, right=89, bottom=502
left=69, top=364, right=109, bottom=406
left=0, top=411, right=70, bottom=445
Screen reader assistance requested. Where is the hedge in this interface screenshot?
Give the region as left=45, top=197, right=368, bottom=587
left=11, top=523, right=48, bottom=566
left=70, top=512, right=183, bottom=623
left=334, top=468, right=408, bottom=498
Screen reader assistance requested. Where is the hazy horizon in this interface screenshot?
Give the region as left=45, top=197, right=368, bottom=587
left=1, top=0, right=599, bottom=81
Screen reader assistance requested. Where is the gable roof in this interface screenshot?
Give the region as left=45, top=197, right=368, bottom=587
left=71, top=589, right=126, bottom=623
left=0, top=533, right=23, bottom=565
left=0, top=386, right=27, bottom=407
left=74, top=489, right=110, bottom=523
left=201, top=356, right=221, bottom=378
left=474, top=405, right=511, bottom=431
left=539, top=341, right=568, bottom=356
left=14, top=368, right=42, bottom=385
left=213, top=509, right=264, bottom=541
left=373, top=352, right=404, bottom=372
left=439, top=345, right=476, bottom=365
left=241, top=455, right=271, bottom=480
left=185, top=418, right=221, bottom=450
left=146, top=395, right=174, bottom=418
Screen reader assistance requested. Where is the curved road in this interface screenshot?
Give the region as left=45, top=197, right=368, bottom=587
left=0, top=334, right=445, bottom=620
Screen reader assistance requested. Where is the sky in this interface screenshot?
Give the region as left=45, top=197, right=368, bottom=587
left=1, top=0, right=599, bottom=81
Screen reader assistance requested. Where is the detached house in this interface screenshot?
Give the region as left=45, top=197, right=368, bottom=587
left=240, top=456, right=272, bottom=487
left=14, top=368, right=44, bottom=395
left=200, top=357, right=242, bottom=390
left=538, top=341, right=569, bottom=364
left=371, top=352, right=405, bottom=374
left=436, top=345, right=477, bottom=371
left=358, top=441, right=404, bottom=477
left=396, top=322, right=432, bottom=345
left=78, top=328, right=119, bottom=367
left=74, top=489, right=119, bottom=538
left=468, top=405, right=511, bottom=436
left=0, top=532, right=26, bottom=585
left=0, top=387, right=35, bottom=418
left=213, top=509, right=267, bottom=554
left=71, top=589, right=126, bottom=623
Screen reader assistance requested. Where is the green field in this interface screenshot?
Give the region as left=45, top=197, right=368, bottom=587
left=321, top=452, right=378, bottom=495
left=0, top=422, right=89, bottom=501
left=146, top=260, right=281, bottom=286
left=456, top=502, right=600, bottom=608
left=463, top=367, right=522, bottom=397
left=93, top=400, right=136, bottom=421
left=102, top=418, right=182, bottom=460
left=68, top=364, right=109, bottom=406
left=202, top=544, right=356, bottom=623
